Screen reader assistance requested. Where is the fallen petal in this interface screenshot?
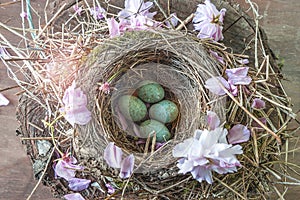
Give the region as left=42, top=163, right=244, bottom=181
left=204, top=76, right=229, bottom=96
left=68, top=178, right=91, bottom=191
left=119, top=154, right=134, bottom=179
left=225, top=67, right=252, bottom=85
left=0, top=93, right=9, bottom=106
left=206, top=111, right=220, bottom=130
left=64, top=193, right=85, bottom=200
left=251, top=98, right=266, bottom=109
left=104, top=142, right=123, bottom=168
left=228, top=124, right=250, bottom=144
left=107, top=18, right=120, bottom=37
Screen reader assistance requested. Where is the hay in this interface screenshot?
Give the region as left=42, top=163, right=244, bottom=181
left=1, top=0, right=299, bottom=199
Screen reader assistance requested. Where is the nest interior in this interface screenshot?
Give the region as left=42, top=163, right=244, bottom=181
left=9, top=0, right=298, bottom=199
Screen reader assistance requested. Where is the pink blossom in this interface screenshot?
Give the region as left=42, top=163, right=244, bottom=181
left=64, top=193, right=85, bottom=200
left=60, top=81, right=91, bottom=127
left=173, top=128, right=242, bottom=184
left=0, top=93, right=9, bottom=106
left=206, top=111, right=220, bottom=130
left=204, top=76, right=237, bottom=96
left=108, top=0, right=158, bottom=36
left=105, top=183, right=115, bottom=194
left=20, top=11, right=28, bottom=19
left=90, top=6, right=106, bottom=20
left=118, top=0, right=156, bottom=20
left=68, top=178, right=91, bottom=191
left=54, top=154, right=84, bottom=181
left=225, top=67, right=252, bottom=85
left=227, top=124, right=250, bottom=144
left=193, top=0, right=226, bottom=41
left=73, top=5, right=83, bottom=16
left=210, top=50, right=225, bottom=64
left=251, top=98, right=265, bottom=109
left=104, top=142, right=135, bottom=179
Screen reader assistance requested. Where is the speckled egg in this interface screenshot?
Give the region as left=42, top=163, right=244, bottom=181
left=137, top=81, right=165, bottom=103
left=118, top=95, right=147, bottom=122
left=140, top=119, right=171, bottom=142
left=149, top=100, right=179, bottom=123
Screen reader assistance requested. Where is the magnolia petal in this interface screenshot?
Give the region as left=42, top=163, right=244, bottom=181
left=252, top=117, right=267, bottom=129
left=191, top=165, right=213, bottom=184
left=55, top=160, right=76, bottom=181
left=177, top=158, right=194, bottom=174
left=64, top=193, right=85, bottom=200
left=119, top=154, right=135, bottom=179
left=0, top=93, right=9, bottom=106
left=172, top=138, right=195, bottom=157
left=68, top=178, right=91, bottom=191
left=251, top=98, right=266, bottom=109
left=104, top=142, right=123, bottom=168
left=210, top=50, right=225, bottom=64
left=228, top=124, right=250, bottom=144
left=206, top=111, right=220, bottom=130
left=107, top=18, right=120, bottom=37
left=165, top=13, right=178, bottom=27
left=225, top=67, right=252, bottom=85
left=205, top=76, right=229, bottom=96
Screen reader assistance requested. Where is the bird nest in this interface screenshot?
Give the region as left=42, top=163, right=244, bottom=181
left=1, top=0, right=299, bottom=199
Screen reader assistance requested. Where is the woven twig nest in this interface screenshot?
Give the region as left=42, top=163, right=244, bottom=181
left=76, top=30, right=226, bottom=171
left=6, top=0, right=297, bottom=199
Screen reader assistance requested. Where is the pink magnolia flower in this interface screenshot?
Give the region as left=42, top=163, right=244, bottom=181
left=104, top=142, right=135, bottom=179
left=60, top=81, right=91, bottom=127
left=251, top=98, right=266, bottom=109
left=54, top=154, right=84, bottom=181
left=68, top=178, right=91, bottom=191
left=227, top=124, right=250, bottom=144
left=64, top=193, right=85, bottom=200
left=107, top=0, right=157, bottom=37
left=73, top=5, right=83, bottom=16
left=0, top=93, right=9, bottom=106
left=204, top=76, right=238, bottom=96
left=173, top=128, right=242, bottom=184
left=90, top=6, right=106, bottom=20
left=225, top=67, right=252, bottom=85
left=118, top=0, right=156, bottom=20
left=193, top=0, right=226, bottom=41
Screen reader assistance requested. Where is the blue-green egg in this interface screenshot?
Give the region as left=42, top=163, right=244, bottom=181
left=137, top=81, right=165, bottom=103
left=149, top=100, right=179, bottom=123
left=140, top=119, right=171, bottom=142
left=118, top=95, right=147, bottom=122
